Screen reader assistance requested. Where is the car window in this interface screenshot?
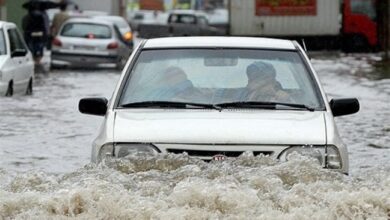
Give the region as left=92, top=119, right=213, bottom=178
left=169, top=14, right=196, bottom=24
left=61, top=23, right=112, bottom=39
left=120, top=49, right=324, bottom=109
left=7, top=28, right=27, bottom=54
left=351, top=0, right=376, bottom=20
left=0, top=29, right=6, bottom=55
left=198, top=17, right=208, bottom=26
left=133, top=13, right=144, bottom=20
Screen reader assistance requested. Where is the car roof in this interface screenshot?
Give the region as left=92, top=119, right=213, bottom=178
left=0, top=21, right=16, bottom=29
left=64, top=17, right=114, bottom=26
left=143, top=37, right=297, bottom=50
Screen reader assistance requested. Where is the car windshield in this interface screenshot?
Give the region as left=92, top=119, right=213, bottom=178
left=119, top=49, right=324, bottom=109
left=0, top=30, right=6, bottom=55
left=60, top=23, right=112, bottom=39
left=351, top=0, right=376, bottom=20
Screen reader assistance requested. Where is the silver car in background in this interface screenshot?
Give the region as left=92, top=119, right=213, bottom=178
left=51, top=18, right=131, bottom=69
left=79, top=37, right=360, bottom=174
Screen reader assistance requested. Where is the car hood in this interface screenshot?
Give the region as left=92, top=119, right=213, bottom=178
left=113, top=110, right=327, bottom=145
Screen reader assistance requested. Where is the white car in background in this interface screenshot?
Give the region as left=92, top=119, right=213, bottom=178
left=79, top=37, right=360, bottom=174
left=0, top=21, right=34, bottom=96
left=51, top=18, right=132, bottom=69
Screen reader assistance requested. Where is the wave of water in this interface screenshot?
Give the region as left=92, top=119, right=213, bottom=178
left=1, top=154, right=389, bottom=219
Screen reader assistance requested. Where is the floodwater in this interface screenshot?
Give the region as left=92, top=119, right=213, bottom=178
left=0, top=53, right=389, bottom=219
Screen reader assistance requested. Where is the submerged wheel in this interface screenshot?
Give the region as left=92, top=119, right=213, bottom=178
left=5, top=81, right=13, bottom=97
left=26, top=78, right=33, bottom=95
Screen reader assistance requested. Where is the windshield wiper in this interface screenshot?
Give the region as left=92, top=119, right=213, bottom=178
left=215, top=101, right=315, bottom=111
left=120, top=101, right=222, bottom=111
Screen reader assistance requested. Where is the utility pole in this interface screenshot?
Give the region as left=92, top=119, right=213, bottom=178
left=385, top=0, right=389, bottom=60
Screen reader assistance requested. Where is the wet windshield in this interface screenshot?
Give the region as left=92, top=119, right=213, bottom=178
left=0, top=30, right=6, bottom=55
left=119, top=49, right=324, bottom=109
left=60, top=23, right=112, bottom=39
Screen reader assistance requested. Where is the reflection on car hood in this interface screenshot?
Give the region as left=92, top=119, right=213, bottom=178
left=113, top=110, right=327, bottom=145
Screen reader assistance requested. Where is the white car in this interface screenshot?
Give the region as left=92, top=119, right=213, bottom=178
left=0, top=21, right=34, bottom=96
left=79, top=37, right=359, bottom=174
left=51, top=18, right=132, bottom=69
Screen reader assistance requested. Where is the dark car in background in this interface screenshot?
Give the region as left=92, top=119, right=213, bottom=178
left=138, top=10, right=224, bottom=38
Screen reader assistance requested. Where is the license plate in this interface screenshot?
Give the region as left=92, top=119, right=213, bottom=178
left=74, top=45, right=95, bottom=51
left=212, top=154, right=226, bottom=161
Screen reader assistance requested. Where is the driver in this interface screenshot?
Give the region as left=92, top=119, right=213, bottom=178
left=244, top=61, right=292, bottom=103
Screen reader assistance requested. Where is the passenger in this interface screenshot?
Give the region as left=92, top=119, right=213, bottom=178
left=51, top=2, right=69, bottom=37
left=244, top=61, right=292, bottom=103
left=159, top=66, right=202, bottom=101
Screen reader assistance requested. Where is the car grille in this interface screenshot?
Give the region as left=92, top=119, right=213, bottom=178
left=166, top=149, right=273, bottom=158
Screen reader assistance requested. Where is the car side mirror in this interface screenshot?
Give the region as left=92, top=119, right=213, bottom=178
left=79, top=97, right=108, bottom=116
left=329, top=98, right=359, bottom=117
left=11, top=49, right=27, bottom=57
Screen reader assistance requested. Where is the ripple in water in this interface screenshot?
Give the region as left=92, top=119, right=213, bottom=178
left=0, top=154, right=389, bottom=219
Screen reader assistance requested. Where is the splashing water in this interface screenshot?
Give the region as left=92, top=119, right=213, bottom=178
left=1, top=154, right=389, bottom=219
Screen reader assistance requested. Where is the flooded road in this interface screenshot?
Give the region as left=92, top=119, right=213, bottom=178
left=0, top=53, right=389, bottom=219
left=0, top=70, right=120, bottom=173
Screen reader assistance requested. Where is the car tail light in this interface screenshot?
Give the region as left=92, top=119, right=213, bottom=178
left=123, top=32, right=133, bottom=41
left=52, top=38, right=62, bottom=47
left=107, top=42, right=119, bottom=49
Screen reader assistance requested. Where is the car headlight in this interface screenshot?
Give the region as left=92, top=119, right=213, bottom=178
left=114, top=143, right=158, bottom=157
left=278, top=145, right=342, bottom=169
left=325, top=145, right=342, bottom=169
left=98, top=143, right=114, bottom=162
left=98, top=143, right=158, bottom=162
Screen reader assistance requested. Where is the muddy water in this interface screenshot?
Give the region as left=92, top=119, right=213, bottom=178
left=0, top=54, right=389, bottom=219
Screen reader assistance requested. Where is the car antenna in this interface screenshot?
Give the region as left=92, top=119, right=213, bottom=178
left=301, top=39, right=311, bottom=59
left=301, top=39, right=308, bottom=52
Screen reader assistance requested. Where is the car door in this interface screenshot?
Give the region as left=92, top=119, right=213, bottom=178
left=7, top=28, right=31, bottom=93
left=197, top=16, right=211, bottom=36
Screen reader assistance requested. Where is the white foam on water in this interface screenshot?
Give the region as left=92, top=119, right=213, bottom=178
left=1, top=154, right=389, bottom=219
